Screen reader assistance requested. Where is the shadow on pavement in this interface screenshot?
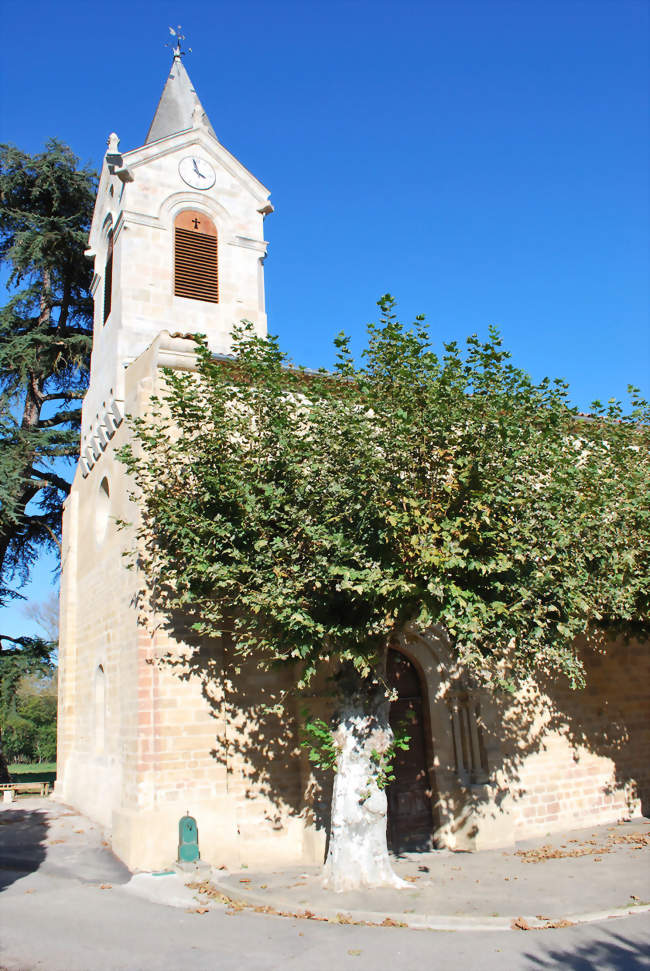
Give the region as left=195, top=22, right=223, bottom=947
left=525, top=927, right=649, bottom=970
left=0, top=808, right=48, bottom=892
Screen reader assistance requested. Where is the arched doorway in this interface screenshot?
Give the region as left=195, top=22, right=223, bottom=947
left=387, top=648, right=435, bottom=852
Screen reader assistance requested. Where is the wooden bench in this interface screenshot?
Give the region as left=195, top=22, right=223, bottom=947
left=0, top=781, right=51, bottom=801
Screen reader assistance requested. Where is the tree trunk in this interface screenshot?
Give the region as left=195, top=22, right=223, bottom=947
left=322, top=660, right=408, bottom=892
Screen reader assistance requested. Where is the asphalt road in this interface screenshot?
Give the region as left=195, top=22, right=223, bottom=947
left=1, top=871, right=649, bottom=971
left=1, top=800, right=648, bottom=970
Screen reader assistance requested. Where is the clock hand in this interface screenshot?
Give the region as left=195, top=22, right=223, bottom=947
left=192, top=159, right=207, bottom=179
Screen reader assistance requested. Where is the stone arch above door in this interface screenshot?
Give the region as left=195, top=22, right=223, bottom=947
left=397, top=626, right=515, bottom=852
left=392, top=629, right=494, bottom=849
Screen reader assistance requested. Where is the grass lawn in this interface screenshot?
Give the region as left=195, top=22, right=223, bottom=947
left=8, top=763, right=57, bottom=785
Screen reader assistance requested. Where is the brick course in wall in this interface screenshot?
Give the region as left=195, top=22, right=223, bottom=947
left=492, top=638, right=650, bottom=840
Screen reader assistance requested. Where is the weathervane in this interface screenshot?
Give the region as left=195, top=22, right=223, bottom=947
left=166, top=25, right=192, bottom=58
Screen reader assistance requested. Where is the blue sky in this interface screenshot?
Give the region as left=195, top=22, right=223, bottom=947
left=1, top=0, right=648, bottom=637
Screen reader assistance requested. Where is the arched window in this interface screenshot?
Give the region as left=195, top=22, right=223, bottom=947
left=95, top=665, right=106, bottom=754
left=174, top=210, right=218, bottom=303
left=95, top=477, right=110, bottom=545
left=103, top=231, right=114, bottom=324
left=448, top=691, right=489, bottom=786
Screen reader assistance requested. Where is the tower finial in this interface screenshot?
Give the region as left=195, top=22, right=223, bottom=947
left=166, top=25, right=192, bottom=59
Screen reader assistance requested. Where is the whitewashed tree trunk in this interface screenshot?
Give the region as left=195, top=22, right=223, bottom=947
left=322, top=703, right=408, bottom=892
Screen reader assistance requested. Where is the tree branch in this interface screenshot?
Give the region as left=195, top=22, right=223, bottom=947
left=28, top=468, right=71, bottom=494
left=39, top=522, right=62, bottom=554
left=21, top=515, right=63, bottom=553
left=38, top=409, right=81, bottom=429
left=40, top=391, right=85, bottom=402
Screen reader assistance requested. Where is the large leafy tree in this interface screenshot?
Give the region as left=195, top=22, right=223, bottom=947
left=0, top=140, right=96, bottom=779
left=0, top=634, right=55, bottom=769
left=0, top=594, right=58, bottom=774
left=120, top=300, right=649, bottom=890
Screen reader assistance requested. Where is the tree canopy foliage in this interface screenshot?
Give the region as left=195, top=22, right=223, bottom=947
left=0, top=593, right=59, bottom=770
left=0, top=140, right=95, bottom=780
left=0, top=139, right=96, bottom=604
left=0, top=657, right=57, bottom=765
left=120, top=298, right=649, bottom=693
left=120, top=297, right=648, bottom=889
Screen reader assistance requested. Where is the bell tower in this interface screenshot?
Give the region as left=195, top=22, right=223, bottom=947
left=81, top=45, right=273, bottom=450
left=57, top=39, right=316, bottom=875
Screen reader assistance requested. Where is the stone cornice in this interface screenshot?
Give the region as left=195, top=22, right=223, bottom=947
left=80, top=399, right=124, bottom=477
left=228, top=235, right=269, bottom=254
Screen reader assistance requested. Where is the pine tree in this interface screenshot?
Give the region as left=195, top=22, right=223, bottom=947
left=0, top=139, right=96, bottom=779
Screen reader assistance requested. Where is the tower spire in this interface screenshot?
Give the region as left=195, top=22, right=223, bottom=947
left=145, top=28, right=216, bottom=145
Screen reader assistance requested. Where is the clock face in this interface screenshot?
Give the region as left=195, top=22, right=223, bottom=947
left=178, top=156, right=216, bottom=190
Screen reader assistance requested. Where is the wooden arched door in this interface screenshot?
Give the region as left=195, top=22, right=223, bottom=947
left=386, top=648, right=435, bottom=851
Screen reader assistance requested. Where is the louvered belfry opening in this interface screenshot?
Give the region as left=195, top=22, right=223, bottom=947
left=174, top=210, right=219, bottom=303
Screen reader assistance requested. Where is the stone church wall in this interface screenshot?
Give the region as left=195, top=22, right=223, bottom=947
left=393, top=629, right=649, bottom=852
left=57, top=340, right=322, bottom=872
left=508, top=638, right=649, bottom=839
left=58, top=339, right=649, bottom=872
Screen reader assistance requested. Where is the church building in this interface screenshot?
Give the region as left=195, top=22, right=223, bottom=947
left=56, top=50, right=649, bottom=873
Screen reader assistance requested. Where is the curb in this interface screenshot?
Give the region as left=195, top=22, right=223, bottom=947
left=206, top=878, right=650, bottom=932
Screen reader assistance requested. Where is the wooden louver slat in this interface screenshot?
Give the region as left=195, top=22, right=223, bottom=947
left=174, top=225, right=219, bottom=303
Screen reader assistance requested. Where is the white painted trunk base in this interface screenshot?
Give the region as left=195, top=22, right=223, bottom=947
left=322, top=708, right=409, bottom=892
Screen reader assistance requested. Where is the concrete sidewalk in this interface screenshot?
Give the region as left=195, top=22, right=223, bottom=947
left=2, top=798, right=649, bottom=933
left=188, top=818, right=649, bottom=931
left=157, top=818, right=649, bottom=932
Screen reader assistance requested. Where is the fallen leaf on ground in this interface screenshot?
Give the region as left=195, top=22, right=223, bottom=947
left=512, top=917, right=531, bottom=930
left=609, top=831, right=650, bottom=846
left=348, top=950, right=362, bottom=956
left=516, top=830, right=650, bottom=863
left=186, top=880, right=231, bottom=905
left=99, top=884, right=112, bottom=890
